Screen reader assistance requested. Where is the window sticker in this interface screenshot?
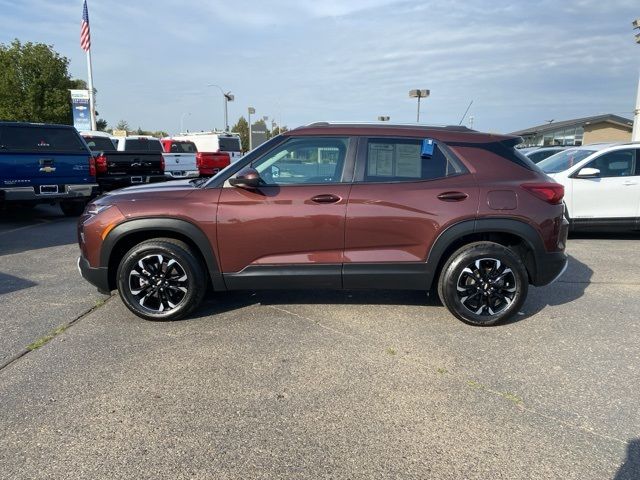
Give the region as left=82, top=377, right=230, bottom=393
left=396, top=143, right=421, bottom=178
left=368, top=143, right=394, bottom=176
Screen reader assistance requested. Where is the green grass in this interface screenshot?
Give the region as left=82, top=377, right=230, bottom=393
left=26, top=325, right=68, bottom=351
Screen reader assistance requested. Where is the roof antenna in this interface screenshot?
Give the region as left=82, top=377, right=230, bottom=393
left=458, top=100, right=473, bottom=126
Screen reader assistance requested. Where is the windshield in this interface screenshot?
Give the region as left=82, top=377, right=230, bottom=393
left=538, top=149, right=596, bottom=173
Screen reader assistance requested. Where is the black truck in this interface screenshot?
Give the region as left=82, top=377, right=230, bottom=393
left=80, top=133, right=166, bottom=192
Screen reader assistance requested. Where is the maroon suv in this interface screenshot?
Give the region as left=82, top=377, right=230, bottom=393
left=77, top=123, right=568, bottom=325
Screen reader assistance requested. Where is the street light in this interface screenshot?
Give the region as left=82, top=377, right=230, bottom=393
left=180, top=112, right=190, bottom=134
left=409, top=89, right=430, bottom=123
left=378, top=116, right=390, bottom=121
left=633, top=19, right=640, bottom=141
left=248, top=106, right=255, bottom=151
left=207, top=84, right=234, bottom=132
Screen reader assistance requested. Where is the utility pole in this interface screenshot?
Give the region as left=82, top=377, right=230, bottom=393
left=632, top=19, right=640, bottom=141
left=409, top=89, right=430, bottom=123
left=248, top=106, right=255, bottom=151
left=207, top=84, right=234, bottom=132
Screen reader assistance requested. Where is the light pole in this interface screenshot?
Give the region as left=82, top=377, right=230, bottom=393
left=248, top=106, right=255, bottom=151
left=180, top=112, right=190, bottom=133
left=409, top=89, right=430, bottom=123
left=632, top=19, right=640, bottom=141
left=378, top=116, right=390, bottom=121
left=207, top=84, right=234, bottom=132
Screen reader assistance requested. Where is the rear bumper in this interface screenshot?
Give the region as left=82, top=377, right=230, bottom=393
left=530, top=216, right=569, bottom=287
left=532, top=251, right=568, bottom=286
left=77, top=255, right=111, bottom=294
left=97, top=175, right=167, bottom=191
left=1, top=184, right=98, bottom=202
left=165, top=170, right=199, bottom=179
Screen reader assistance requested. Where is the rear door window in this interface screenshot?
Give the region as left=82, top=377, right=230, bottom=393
left=360, top=138, right=466, bottom=183
left=0, top=125, right=87, bottom=152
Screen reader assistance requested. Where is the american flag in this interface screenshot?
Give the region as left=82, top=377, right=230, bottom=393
left=80, top=0, right=91, bottom=52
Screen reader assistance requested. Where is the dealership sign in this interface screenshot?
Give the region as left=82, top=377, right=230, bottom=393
left=69, top=89, right=91, bottom=132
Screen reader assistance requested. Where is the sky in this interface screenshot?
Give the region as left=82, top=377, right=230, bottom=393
left=0, top=0, right=638, bottom=135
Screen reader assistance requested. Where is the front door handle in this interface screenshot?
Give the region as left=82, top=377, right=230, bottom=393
left=311, top=194, right=341, bottom=204
left=623, top=181, right=638, bottom=186
left=437, top=191, right=468, bottom=202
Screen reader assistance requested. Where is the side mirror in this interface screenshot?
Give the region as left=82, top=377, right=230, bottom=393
left=576, top=167, right=600, bottom=178
left=229, top=167, right=261, bottom=188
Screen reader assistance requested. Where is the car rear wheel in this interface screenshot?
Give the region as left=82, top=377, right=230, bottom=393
left=437, top=242, right=528, bottom=326
left=117, top=238, right=206, bottom=321
left=60, top=200, right=86, bottom=217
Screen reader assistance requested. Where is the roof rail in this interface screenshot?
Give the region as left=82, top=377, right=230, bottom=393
left=297, top=121, right=475, bottom=132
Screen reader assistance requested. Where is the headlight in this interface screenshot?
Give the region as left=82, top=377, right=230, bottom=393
left=86, top=204, right=113, bottom=216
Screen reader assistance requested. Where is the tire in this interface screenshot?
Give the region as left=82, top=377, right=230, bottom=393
left=437, top=241, right=528, bottom=326
left=60, top=200, right=86, bottom=217
left=116, top=238, right=206, bottom=321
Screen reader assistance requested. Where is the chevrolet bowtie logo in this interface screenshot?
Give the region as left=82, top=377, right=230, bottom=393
left=40, top=166, right=56, bottom=173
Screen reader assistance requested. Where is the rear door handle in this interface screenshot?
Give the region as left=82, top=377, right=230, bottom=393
left=623, top=181, right=638, bottom=186
left=311, top=194, right=341, bottom=204
left=437, top=191, right=468, bottom=202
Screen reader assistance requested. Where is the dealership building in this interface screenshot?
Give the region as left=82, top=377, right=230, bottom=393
left=510, top=114, right=633, bottom=147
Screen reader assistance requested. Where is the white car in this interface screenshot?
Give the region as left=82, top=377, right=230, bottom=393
left=538, top=143, right=640, bottom=230
left=173, top=131, right=243, bottom=163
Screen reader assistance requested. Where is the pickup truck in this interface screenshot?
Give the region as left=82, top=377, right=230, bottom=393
left=81, top=134, right=166, bottom=192
left=173, top=132, right=242, bottom=176
left=0, top=122, right=98, bottom=216
left=159, top=138, right=199, bottom=178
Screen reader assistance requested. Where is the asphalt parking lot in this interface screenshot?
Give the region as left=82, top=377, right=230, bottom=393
left=1, top=205, right=639, bottom=479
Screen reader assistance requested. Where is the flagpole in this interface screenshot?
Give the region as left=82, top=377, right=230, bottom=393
left=86, top=48, right=97, bottom=131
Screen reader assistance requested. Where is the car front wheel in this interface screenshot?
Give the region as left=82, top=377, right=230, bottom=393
left=117, top=238, right=206, bottom=321
left=437, top=242, right=528, bottom=326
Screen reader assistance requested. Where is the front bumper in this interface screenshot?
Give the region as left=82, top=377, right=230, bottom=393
left=77, top=255, right=111, bottom=294
left=1, top=184, right=98, bottom=202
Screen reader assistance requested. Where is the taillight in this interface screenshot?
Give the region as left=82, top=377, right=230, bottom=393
left=89, top=156, right=96, bottom=177
left=95, top=154, right=108, bottom=174
left=160, top=156, right=165, bottom=172
left=196, top=152, right=204, bottom=169
left=522, top=183, right=564, bottom=204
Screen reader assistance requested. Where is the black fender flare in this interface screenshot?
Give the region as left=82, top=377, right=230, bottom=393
left=425, top=218, right=547, bottom=286
left=100, top=217, right=225, bottom=291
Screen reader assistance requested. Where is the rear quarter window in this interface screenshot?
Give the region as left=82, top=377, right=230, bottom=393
left=0, top=125, right=87, bottom=152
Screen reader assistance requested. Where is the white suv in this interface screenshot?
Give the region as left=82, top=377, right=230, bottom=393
left=538, top=143, right=640, bottom=230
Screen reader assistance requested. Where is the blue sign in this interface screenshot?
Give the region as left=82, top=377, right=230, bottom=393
left=421, top=138, right=434, bottom=158
left=69, top=89, right=91, bottom=132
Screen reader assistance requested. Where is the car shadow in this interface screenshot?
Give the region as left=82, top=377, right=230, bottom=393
left=0, top=272, right=38, bottom=295
left=186, top=254, right=593, bottom=326
left=189, top=289, right=436, bottom=321
left=614, top=438, right=640, bottom=480
left=0, top=204, right=77, bottom=257
left=503, top=254, right=593, bottom=324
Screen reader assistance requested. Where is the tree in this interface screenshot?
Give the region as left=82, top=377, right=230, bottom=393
left=0, top=39, right=75, bottom=124
left=115, top=120, right=130, bottom=132
left=231, top=116, right=249, bottom=152
left=96, top=119, right=108, bottom=131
